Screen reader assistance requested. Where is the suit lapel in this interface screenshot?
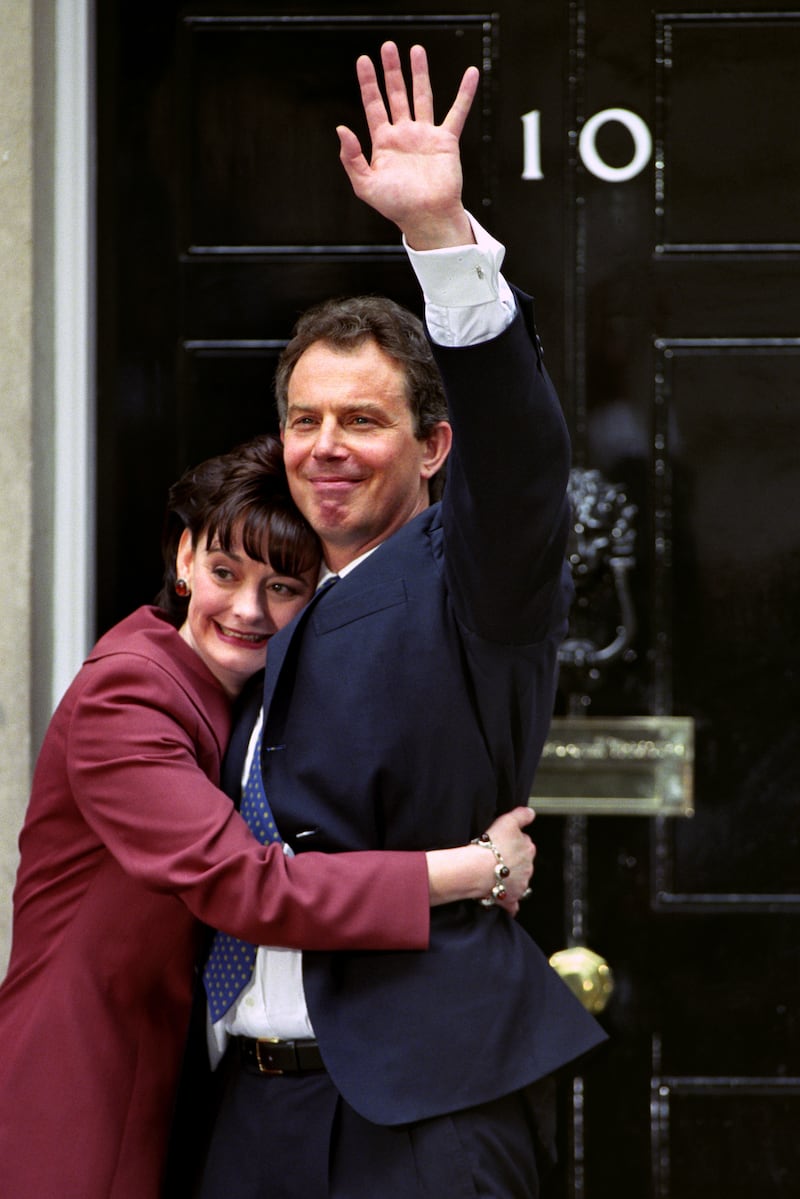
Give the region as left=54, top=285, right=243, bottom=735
left=261, top=575, right=339, bottom=731
left=261, top=511, right=438, bottom=720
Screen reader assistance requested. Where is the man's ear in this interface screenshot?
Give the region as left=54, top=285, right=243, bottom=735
left=420, top=420, right=452, bottom=480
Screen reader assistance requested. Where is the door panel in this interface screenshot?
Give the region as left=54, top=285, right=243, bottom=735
left=97, top=3, right=800, bottom=1194
left=570, top=4, right=800, bottom=1195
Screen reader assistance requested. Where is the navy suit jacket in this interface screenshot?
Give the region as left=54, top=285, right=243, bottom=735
left=248, top=291, right=606, bottom=1125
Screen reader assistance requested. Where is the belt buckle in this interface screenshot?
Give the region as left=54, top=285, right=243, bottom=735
left=254, top=1037, right=287, bottom=1076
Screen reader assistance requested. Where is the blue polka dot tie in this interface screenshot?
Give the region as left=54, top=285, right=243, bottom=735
left=202, top=719, right=282, bottom=1022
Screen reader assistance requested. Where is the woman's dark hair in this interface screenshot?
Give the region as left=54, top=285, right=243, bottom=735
left=273, top=295, right=449, bottom=500
left=155, top=435, right=321, bottom=627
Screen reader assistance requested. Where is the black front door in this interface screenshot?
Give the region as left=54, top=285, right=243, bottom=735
left=529, top=5, right=800, bottom=1195
left=97, top=3, right=800, bottom=1194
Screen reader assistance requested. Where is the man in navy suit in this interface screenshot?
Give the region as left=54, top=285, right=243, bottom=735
left=198, top=40, right=605, bottom=1198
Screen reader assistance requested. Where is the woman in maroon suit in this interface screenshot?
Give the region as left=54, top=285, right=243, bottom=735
left=0, top=435, right=535, bottom=1199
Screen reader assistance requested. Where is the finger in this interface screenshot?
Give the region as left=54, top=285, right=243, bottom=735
left=409, top=44, right=434, bottom=123
left=442, top=64, right=480, bottom=139
left=380, top=40, right=411, bottom=124
left=355, top=52, right=389, bottom=145
left=512, top=805, right=536, bottom=828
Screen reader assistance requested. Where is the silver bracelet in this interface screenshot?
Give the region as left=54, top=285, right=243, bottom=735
left=470, top=832, right=511, bottom=907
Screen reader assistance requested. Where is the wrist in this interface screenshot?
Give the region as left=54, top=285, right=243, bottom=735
left=426, top=843, right=495, bottom=905
left=470, top=832, right=511, bottom=907
left=402, top=206, right=475, bottom=252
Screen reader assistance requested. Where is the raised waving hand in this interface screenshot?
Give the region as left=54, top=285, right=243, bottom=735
left=336, top=41, right=478, bottom=250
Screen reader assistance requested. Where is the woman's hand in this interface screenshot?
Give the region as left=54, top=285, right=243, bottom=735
left=425, top=806, right=536, bottom=911
left=482, top=806, right=536, bottom=915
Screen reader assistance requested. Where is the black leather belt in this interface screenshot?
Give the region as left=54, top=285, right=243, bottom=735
left=238, top=1037, right=325, bottom=1076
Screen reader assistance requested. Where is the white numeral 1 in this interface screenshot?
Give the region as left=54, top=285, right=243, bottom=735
left=521, top=110, right=544, bottom=180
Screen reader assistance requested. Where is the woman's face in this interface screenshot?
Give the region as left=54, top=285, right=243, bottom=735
left=176, top=526, right=317, bottom=697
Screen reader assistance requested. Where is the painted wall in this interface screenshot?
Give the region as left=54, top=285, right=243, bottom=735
left=0, top=0, right=34, bottom=973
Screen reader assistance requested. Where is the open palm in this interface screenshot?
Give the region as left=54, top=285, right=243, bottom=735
left=337, top=42, right=478, bottom=249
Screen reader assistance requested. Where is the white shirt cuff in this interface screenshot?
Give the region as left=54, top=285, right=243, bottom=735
left=403, top=212, right=517, bottom=346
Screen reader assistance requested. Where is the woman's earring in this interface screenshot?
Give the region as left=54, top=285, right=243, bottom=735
left=175, top=578, right=190, bottom=597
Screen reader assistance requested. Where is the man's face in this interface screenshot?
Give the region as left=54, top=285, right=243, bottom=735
left=281, top=338, right=450, bottom=570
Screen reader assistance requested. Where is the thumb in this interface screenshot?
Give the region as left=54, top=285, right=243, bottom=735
left=336, top=125, right=369, bottom=182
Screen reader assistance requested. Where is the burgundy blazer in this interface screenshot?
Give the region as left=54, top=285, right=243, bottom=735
left=0, top=607, right=429, bottom=1199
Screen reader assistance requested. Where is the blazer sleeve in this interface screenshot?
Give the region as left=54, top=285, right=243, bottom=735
left=432, top=289, right=573, bottom=645
left=64, top=651, right=429, bottom=950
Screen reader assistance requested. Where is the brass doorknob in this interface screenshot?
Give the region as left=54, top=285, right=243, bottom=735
left=549, top=946, right=614, bottom=1014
